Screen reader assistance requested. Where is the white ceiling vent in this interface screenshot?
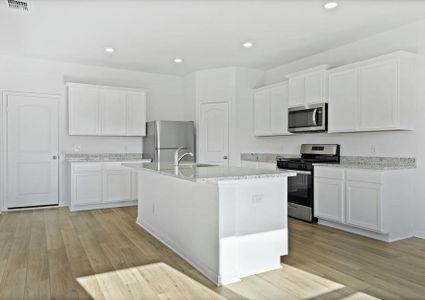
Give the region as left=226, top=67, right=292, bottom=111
left=7, top=0, right=29, bottom=12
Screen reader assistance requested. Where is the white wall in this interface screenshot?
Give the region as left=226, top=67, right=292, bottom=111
left=0, top=55, right=186, bottom=207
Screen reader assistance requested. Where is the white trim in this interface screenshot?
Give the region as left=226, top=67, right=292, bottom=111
left=65, top=82, right=148, bottom=93
left=70, top=200, right=137, bottom=212
left=285, top=64, right=331, bottom=79
left=318, top=219, right=414, bottom=242
left=136, top=218, right=220, bottom=285
left=1, top=91, right=61, bottom=212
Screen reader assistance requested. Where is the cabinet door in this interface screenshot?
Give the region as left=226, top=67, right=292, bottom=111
left=127, top=92, right=147, bottom=136
left=346, top=181, right=383, bottom=232
left=269, top=84, right=289, bottom=135
left=305, top=71, right=325, bottom=105
left=253, top=90, right=270, bottom=136
left=72, top=171, right=102, bottom=205
left=328, top=69, right=358, bottom=132
left=314, top=177, right=345, bottom=223
left=359, top=59, right=398, bottom=130
left=103, top=168, right=132, bottom=203
left=100, top=89, right=127, bottom=136
left=68, top=86, right=100, bottom=135
left=288, top=77, right=305, bottom=107
left=131, top=170, right=138, bottom=200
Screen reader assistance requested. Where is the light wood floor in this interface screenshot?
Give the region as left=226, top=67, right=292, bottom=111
left=0, top=207, right=424, bottom=300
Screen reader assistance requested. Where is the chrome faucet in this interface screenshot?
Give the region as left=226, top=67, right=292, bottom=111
left=174, top=146, right=194, bottom=166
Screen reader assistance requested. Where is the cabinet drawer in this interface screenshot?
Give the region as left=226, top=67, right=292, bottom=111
left=71, top=163, right=102, bottom=173
left=346, top=169, right=383, bottom=184
left=314, top=166, right=344, bottom=179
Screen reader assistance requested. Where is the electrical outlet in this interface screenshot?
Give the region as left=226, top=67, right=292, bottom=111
left=124, top=145, right=129, bottom=152
left=370, top=144, right=376, bottom=154
left=74, top=145, right=81, bottom=152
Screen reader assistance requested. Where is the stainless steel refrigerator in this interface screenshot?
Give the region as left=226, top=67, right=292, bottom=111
left=143, top=121, right=196, bottom=163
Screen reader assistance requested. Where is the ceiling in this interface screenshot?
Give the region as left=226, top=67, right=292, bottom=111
left=2, top=0, right=425, bottom=76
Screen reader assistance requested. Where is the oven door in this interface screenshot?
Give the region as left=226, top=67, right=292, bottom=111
left=288, top=104, right=326, bottom=133
left=284, top=169, right=314, bottom=222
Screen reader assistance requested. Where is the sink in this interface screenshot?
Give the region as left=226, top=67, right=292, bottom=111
left=178, top=163, right=217, bottom=167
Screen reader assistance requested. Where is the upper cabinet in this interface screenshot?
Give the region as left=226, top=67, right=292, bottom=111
left=286, top=65, right=330, bottom=108
left=328, top=51, right=418, bottom=133
left=67, top=83, right=147, bottom=136
left=253, top=82, right=290, bottom=136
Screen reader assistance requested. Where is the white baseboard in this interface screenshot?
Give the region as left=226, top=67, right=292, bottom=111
left=70, top=200, right=137, bottom=212
left=414, top=231, right=425, bottom=239
left=318, top=219, right=413, bottom=242
left=136, top=218, right=220, bottom=286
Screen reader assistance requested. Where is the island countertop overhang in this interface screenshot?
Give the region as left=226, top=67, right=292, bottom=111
left=123, top=162, right=296, bottom=183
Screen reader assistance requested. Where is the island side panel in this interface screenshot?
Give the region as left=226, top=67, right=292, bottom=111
left=218, top=177, right=288, bottom=285
left=136, top=170, right=220, bottom=284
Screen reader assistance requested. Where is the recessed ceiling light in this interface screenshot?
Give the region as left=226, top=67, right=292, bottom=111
left=105, top=47, right=115, bottom=53
left=323, top=1, right=338, bottom=9
left=174, top=58, right=184, bottom=63
left=242, top=42, right=254, bottom=48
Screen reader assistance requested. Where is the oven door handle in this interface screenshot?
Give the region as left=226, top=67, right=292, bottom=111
left=279, top=169, right=311, bottom=175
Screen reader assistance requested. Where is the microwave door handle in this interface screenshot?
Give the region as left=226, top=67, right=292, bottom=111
left=312, top=108, right=318, bottom=125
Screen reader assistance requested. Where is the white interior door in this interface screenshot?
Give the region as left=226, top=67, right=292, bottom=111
left=199, top=102, right=229, bottom=165
left=6, top=93, right=59, bottom=208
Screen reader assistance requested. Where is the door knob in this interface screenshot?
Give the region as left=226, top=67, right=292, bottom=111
left=223, top=155, right=228, bottom=160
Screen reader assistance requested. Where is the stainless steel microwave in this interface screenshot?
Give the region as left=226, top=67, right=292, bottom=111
left=288, top=103, right=327, bottom=133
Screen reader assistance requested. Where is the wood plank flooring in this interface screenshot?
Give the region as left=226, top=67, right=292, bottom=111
left=0, top=206, right=424, bottom=300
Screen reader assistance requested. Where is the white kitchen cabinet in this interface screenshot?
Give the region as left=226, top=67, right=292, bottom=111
left=288, top=77, right=305, bottom=108
left=328, top=69, right=358, bottom=132
left=253, top=82, right=290, bottom=136
left=314, top=177, right=345, bottom=223
left=127, top=92, right=147, bottom=136
left=358, top=59, right=398, bottom=130
left=70, top=165, right=103, bottom=206
left=100, top=89, right=127, bottom=136
left=68, top=86, right=100, bottom=135
left=346, top=180, right=382, bottom=232
left=69, top=161, right=149, bottom=211
left=328, top=51, right=417, bottom=133
left=314, top=165, right=415, bottom=242
left=286, top=65, right=330, bottom=108
left=67, top=83, right=147, bottom=136
left=102, top=163, right=132, bottom=203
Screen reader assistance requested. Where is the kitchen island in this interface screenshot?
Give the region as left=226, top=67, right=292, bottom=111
left=123, top=162, right=295, bottom=285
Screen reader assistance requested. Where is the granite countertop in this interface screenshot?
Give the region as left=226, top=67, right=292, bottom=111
left=240, top=153, right=300, bottom=163
left=314, top=156, right=416, bottom=170
left=65, top=153, right=151, bottom=163
left=123, top=162, right=296, bottom=183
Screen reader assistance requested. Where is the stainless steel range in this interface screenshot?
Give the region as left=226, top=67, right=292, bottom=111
left=277, top=144, right=340, bottom=222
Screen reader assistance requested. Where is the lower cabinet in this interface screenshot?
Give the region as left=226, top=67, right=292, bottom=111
left=314, top=177, right=345, bottom=223
left=70, top=162, right=140, bottom=211
left=345, top=180, right=383, bottom=232
left=314, top=166, right=414, bottom=242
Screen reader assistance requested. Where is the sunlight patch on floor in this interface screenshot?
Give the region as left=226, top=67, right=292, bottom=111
left=225, top=264, right=379, bottom=300
left=77, top=262, right=225, bottom=300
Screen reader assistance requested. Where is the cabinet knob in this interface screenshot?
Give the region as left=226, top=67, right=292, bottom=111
left=52, top=155, right=58, bottom=160
left=223, top=155, right=228, bottom=160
